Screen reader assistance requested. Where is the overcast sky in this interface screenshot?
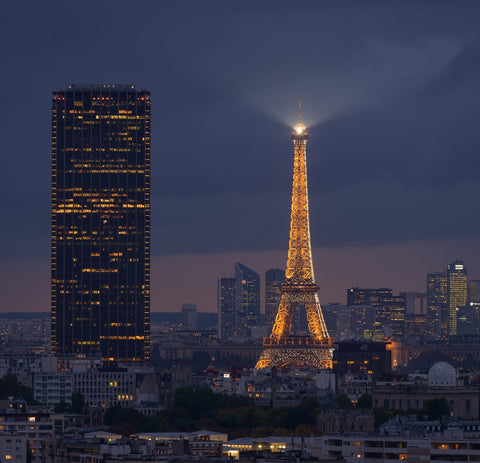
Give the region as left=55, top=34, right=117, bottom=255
left=1, top=1, right=479, bottom=313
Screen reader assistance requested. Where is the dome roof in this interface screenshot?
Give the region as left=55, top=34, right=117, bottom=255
left=428, top=361, right=456, bottom=387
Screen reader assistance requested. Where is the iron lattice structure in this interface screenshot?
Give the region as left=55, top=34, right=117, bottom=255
left=256, top=103, right=333, bottom=370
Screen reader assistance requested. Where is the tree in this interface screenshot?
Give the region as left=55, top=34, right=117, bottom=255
left=70, top=391, right=85, bottom=413
left=356, top=393, right=372, bottom=409
left=54, top=401, right=70, bottom=412
left=0, top=374, right=33, bottom=403
left=335, top=394, right=354, bottom=409
left=191, top=351, right=211, bottom=371
left=420, top=398, right=450, bottom=420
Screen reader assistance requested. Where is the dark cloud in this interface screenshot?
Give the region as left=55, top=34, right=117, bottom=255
left=1, top=0, right=480, bottom=261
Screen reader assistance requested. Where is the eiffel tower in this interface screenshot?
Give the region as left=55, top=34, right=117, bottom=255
left=256, top=100, right=333, bottom=370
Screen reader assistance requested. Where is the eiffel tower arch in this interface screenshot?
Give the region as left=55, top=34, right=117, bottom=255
left=256, top=101, right=333, bottom=370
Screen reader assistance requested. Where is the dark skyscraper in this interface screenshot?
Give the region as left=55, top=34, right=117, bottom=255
left=265, top=268, right=284, bottom=327
left=235, top=262, right=260, bottom=337
left=426, top=272, right=448, bottom=338
left=468, top=280, right=480, bottom=305
left=51, top=84, right=150, bottom=362
left=217, top=277, right=236, bottom=340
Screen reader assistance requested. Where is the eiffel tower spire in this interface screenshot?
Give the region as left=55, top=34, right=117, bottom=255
left=256, top=102, right=332, bottom=370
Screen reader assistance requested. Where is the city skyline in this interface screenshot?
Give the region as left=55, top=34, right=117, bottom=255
left=1, top=2, right=480, bottom=314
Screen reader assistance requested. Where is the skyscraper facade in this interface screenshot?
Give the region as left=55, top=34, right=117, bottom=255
left=51, top=84, right=150, bottom=362
left=235, top=262, right=260, bottom=337
left=217, top=277, right=236, bottom=340
left=265, top=268, right=284, bottom=327
left=426, top=272, right=448, bottom=338
left=447, top=260, right=467, bottom=337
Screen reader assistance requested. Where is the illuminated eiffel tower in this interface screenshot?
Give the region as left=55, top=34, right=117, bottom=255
left=256, top=100, right=333, bottom=370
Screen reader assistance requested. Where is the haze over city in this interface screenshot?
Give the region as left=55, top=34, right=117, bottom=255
left=1, top=1, right=480, bottom=313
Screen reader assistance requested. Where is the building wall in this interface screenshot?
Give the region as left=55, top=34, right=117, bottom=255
left=0, top=434, right=26, bottom=463
left=34, top=372, right=73, bottom=407
left=73, top=369, right=136, bottom=408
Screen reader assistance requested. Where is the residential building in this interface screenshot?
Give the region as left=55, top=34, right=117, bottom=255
left=0, top=433, right=26, bottom=463
left=0, top=400, right=55, bottom=463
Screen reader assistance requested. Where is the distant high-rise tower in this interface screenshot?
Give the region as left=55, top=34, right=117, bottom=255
left=447, top=260, right=467, bottom=336
left=51, top=84, right=150, bottom=362
left=468, top=280, right=480, bottom=305
left=235, top=262, right=260, bottom=337
left=265, top=269, right=285, bottom=327
left=218, top=277, right=236, bottom=340
left=347, top=287, right=392, bottom=336
left=426, top=272, right=448, bottom=338
left=181, top=303, right=197, bottom=331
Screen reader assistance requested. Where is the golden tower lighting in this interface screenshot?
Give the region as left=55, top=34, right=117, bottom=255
left=256, top=100, right=333, bottom=369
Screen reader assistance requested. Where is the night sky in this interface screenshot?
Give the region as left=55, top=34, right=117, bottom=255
left=1, top=1, right=480, bottom=313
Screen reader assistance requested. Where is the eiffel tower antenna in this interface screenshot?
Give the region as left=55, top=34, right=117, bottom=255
left=256, top=101, right=333, bottom=370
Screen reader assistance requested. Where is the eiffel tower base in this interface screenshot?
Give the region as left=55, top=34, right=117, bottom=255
left=256, top=345, right=333, bottom=370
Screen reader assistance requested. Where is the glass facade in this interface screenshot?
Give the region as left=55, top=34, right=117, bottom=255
left=51, top=84, right=150, bottom=362
left=447, top=260, right=467, bottom=337
left=426, top=272, right=447, bottom=338
left=217, top=277, right=236, bottom=340
left=235, top=262, right=260, bottom=337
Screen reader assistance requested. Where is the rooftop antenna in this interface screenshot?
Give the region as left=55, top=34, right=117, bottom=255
left=298, top=97, right=303, bottom=123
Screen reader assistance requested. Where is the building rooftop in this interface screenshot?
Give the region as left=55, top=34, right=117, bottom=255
left=67, top=84, right=136, bottom=90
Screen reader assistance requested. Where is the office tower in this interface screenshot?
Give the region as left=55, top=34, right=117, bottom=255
left=51, top=84, right=150, bottom=362
left=457, top=304, right=480, bottom=337
left=181, top=303, right=197, bottom=331
left=468, top=280, right=480, bottom=305
left=265, top=269, right=285, bottom=327
left=447, top=260, right=467, bottom=336
left=347, top=288, right=392, bottom=325
left=235, top=262, right=260, bottom=337
left=426, top=272, right=448, bottom=338
left=217, top=277, right=236, bottom=340
left=384, top=294, right=406, bottom=338
left=402, top=292, right=427, bottom=339
left=349, top=304, right=376, bottom=339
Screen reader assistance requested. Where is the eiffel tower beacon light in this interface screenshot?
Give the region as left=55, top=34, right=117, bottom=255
left=256, top=100, right=333, bottom=369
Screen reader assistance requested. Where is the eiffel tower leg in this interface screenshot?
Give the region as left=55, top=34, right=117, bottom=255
left=305, top=294, right=330, bottom=341
left=271, top=295, right=294, bottom=340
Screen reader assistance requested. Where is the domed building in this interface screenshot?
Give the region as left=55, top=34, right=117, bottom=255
left=428, top=361, right=457, bottom=387
left=372, top=361, right=479, bottom=419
